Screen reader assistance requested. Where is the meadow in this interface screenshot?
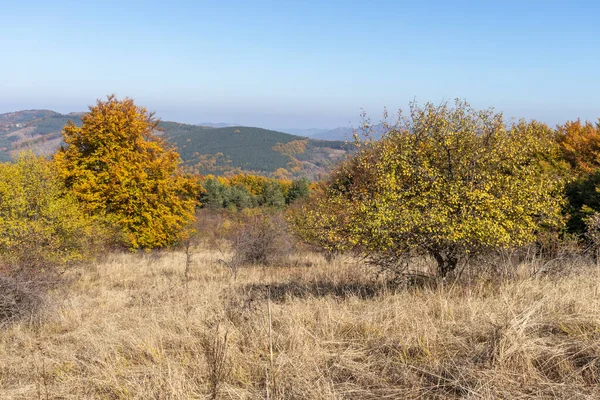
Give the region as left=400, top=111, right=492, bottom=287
left=1, top=244, right=599, bottom=399
left=2, top=99, right=600, bottom=399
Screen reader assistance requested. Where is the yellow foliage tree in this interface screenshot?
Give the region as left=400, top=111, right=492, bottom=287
left=227, top=174, right=269, bottom=196
left=292, top=100, right=565, bottom=278
left=0, top=152, right=104, bottom=274
left=54, top=95, right=200, bottom=249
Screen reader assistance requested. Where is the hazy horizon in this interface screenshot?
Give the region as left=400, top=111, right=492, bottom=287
left=2, top=0, right=600, bottom=129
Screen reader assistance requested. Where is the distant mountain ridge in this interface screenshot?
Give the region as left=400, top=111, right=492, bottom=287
left=0, top=110, right=354, bottom=178
left=310, top=124, right=388, bottom=141
left=279, top=124, right=389, bottom=141
left=196, top=122, right=238, bottom=128
left=278, top=128, right=331, bottom=137
left=0, top=110, right=83, bottom=161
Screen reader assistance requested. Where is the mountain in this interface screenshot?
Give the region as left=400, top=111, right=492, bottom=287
left=0, top=110, right=354, bottom=178
left=311, top=126, right=354, bottom=141
left=311, top=124, right=389, bottom=141
left=196, top=122, right=238, bottom=128
left=278, top=128, right=331, bottom=137
left=162, top=122, right=353, bottom=178
left=0, top=110, right=83, bottom=161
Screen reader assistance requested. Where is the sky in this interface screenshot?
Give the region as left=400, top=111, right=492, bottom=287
left=1, top=0, right=599, bottom=129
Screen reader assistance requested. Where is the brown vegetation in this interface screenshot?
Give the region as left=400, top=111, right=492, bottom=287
left=1, top=245, right=599, bottom=398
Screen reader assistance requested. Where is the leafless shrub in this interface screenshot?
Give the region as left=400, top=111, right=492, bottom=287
left=229, top=211, right=295, bottom=268
left=525, top=233, right=589, bottom=278
left=0, top=274, right=49, bottom=328
left=0, top=221, right=105, bottom=328
left=202, top=326, right=231, bottom=400
left=193, top=208, right=233, bottom=250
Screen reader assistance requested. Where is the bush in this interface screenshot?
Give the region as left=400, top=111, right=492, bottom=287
left=565, top=170, right=600, bottom=234
left=201, top=178, right=258, bottom=210
left=199, top=175, right=311, bottom=211
left=0, top=274, right=48, bottom=328
left=293, top=101, right=566, bottom=279
left=201, top=178, right=229, bottom=209
left=286, top=178, right=310, bottom=204
left=192, top=208, right=235, bottom=250
left=0, top=153, right=105, bottom=326
left=0, top=153, right=105, bottom=275
left=229, top=210, right=294, bottom=267
left=226, top=184, right=257, bottom=210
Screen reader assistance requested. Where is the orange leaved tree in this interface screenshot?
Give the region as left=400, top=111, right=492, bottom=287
left=54, top=95, right=199, bottom=249
left=558, top=119, right=600, bottom=174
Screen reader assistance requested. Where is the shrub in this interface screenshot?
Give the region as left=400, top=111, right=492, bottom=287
left=199, top=174, right=310, bottom=211
left=584, top=212, right=600, bottom=258
left=565, top=170, right=600, bottom=234
left=293, top=100, right=566, bottom=279
left=229, top=210, right=294, bottom=267
left=286, top=178, right=311, bottom=204
left=0, top=152, right=104, bottom=275
left=0, top=153, right=105, bottom=326
left=201, top=178, right=229, bottom=209
left=0, top=275, right=47, bottom=328
left=226, top=184, right=257, bottom=210
left=200, top=178, right=258, bottom=210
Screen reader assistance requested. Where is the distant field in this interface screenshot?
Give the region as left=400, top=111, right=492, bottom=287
left=1, top=248, right=599, bottom=399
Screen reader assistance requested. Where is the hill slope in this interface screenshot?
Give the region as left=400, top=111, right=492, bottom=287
left=162, top=122, right=352, bottom=178
left=0, top=110, right=83, bottom=160
left=0, top=110, right=352, bottom=178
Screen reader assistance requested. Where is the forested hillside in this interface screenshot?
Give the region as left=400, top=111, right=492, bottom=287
left=0, top=110, right=83, bottom=160
left=164, top=122, right=352, bottom=178
left=0, top=111, right=353, bottom=177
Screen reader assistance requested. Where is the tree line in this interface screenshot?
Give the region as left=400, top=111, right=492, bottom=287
left=2, top=96, right=600, bottom=280
left=199, top=174, right=310, bottom=210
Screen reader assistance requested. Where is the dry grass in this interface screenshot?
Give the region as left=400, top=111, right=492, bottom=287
left=1, top=249, right=600, bottom=399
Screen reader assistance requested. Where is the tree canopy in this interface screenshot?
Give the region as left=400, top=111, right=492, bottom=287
left=558, top=119, right=600, bottom=174
left=0, top=153, right=103, bottom=273
left=54, top=95, right=199, bottom=249
left=292, top=100, right=565, bottom=278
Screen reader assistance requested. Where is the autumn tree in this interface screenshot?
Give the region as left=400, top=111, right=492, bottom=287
left=292, top=100, right=565, bottom=278
left=558, top=119, right=600, bottom=174
left=0, top=152, right=104, bottom=274
left=200, top=177, right=257, bottom=210
left=228, top=174, right=268, bottom=196
left=259, top=180, right=286, bottom=208
left=286, top=177, right=311, bottom=204
left=557, top=119, right=600, bottom=233
left=54, top=95, right=199, bottom=249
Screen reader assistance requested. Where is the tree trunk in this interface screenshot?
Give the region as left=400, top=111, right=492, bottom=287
left=432, top=251, right=458, bottom=280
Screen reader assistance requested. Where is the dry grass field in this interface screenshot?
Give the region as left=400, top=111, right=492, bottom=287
left=1, top=248, right=600, bottom=399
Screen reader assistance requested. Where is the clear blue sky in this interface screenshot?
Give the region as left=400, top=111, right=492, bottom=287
left=1, top=0, right=599, bottom=129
